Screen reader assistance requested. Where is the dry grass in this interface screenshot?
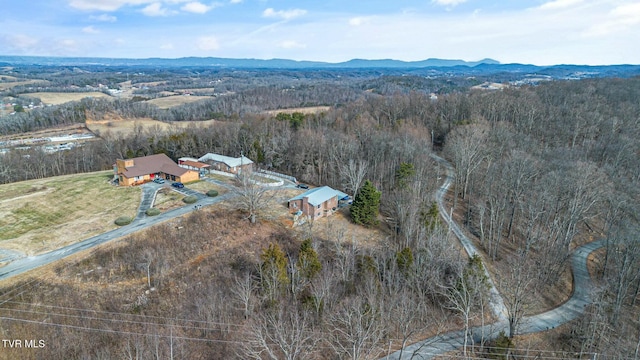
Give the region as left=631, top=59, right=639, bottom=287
left=182, top=180, right=227, bottom=195
left=0, top=171, right=140, bottom=255
left=86, top=117, right=217, bottom=138
left=0, top=79, right=49, bottom=90
left=145, top=95, right=213, bottom=109
left=152, top=187, right=186, bottom=211
left=263, top=106, right=331, bottom=116
left=23, top=92, right=111, bottom=105
left=0, top=124, right=92, bottom=143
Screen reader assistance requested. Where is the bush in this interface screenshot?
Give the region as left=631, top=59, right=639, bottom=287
left=183, top=195, right=198, bottom=204
left=114, top=216, right=133, bottom=226
left=145, top=208, right=161, bottom=216
left=206, top=189, right=219, bottom=197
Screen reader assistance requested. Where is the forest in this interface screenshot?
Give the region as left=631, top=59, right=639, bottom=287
left=0, top=65, right=639, bottom=359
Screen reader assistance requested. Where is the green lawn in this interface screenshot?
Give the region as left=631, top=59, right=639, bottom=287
left=0, top=171, right=141, bottom=254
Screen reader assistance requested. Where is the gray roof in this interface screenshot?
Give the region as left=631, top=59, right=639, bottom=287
left=289, top=186, right=348, bottom=206
left=198, top=153, right=254, bottom=168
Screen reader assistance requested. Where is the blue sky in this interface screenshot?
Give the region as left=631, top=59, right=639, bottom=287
left=1, top=0, right=638, bottom=65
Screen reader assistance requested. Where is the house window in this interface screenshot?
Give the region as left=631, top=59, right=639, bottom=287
left=317, top=204, right=321, bottom=209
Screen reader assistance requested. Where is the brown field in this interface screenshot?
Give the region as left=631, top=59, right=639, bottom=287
left=0, top=124, right=92, bottom=144
left=135, top=81, right=167, bottom=87
left=145, top=95, right=213, bottom=109
left=263, top=106, right=331, bottom=116
left=86, top=117, right=218, bottom=137
left=0, top=79, right=49, bottom=91
left=0, top=171, right=140, bottom=256
left=23, top=92, right=111, bottom=105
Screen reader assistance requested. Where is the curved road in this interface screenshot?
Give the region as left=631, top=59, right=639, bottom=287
left=383, top=155, right=604, bottom=359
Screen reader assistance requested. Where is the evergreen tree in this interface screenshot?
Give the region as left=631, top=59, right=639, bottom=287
left=350, top=180, right=381, bottom=226
left=297, top=238, right=322, bottom=280
left=395, top=162, right=416, bottom=189
left=260, top=243, right=289, bottom=302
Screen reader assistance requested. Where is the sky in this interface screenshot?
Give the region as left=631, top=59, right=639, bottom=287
left=0, top=0, right=638, bottom=65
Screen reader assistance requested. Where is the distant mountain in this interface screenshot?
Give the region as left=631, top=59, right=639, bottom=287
left=0, top=55, right=500, bottom=69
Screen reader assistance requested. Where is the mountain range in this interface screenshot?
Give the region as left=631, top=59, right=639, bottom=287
left=0, top=55, right=499, bottom=68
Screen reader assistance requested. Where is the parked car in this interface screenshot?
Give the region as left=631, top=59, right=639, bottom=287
left=153, top=178, right=165, bottom=184
left=171, top=182, right=184, bottom=188
left=296, top=183, right=309, bottom=189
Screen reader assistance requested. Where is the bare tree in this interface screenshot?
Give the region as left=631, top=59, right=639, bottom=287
left=232, top=171, right=273, bottom=224
left=238, top=306, right=319, bottom=360
left=326, top=297, right=386, bottom=360
left=232, top=273, right=255, bottom=319
left=338, top=158, right=369, bottom=196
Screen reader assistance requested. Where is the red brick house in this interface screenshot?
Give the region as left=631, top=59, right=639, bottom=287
left=288, top=186, right=349, bottom=220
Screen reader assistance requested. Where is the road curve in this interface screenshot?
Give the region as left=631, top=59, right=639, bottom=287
left=431, top=154, right=508, bottom=321
left=382, top=155, right=604, bottom=359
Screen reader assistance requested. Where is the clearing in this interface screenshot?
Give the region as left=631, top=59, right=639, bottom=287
left=145, top=95, right=213, bottom=109
left=263, top=106, right=331, bottom=116
left=21, top=92, right=111, bottom=105
left=0, top=171, right=140, bottom=256
left=86, top=116, right=217, bottom=138
left=0, top=79, right=49, bottom=91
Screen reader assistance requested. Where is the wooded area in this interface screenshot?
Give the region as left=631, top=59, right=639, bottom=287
left=0, top=67, right=639, bottom=358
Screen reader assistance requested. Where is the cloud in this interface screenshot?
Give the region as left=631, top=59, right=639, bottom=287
left=230, top=0, right=242, bottom=3
left=82, top=26, right=100, bottom=34
left=0, top=34, right=40, bottom=53
left=583, top=2, right=640, bottom=37
left=89, top=14, right=117, bottom=22
left=197, top=36, right=220, bottom=50
left=279, top=40, right=306, bottom=49
left=349, top=17, right=368, bottom=26
left=431, top=0, right=467, bottom=7
left=142, top=3, right=170, bottom=16
left=537, top=0, right=583, bottom=10
left=262, top=8, right=307, bottom=20
left=69, top=0, right=153, bottom=12
left=611, top=2, right=640, bottom=23
left=181, top=2, right=212, bottom=13
left=160, top=43, right=174, bottom=50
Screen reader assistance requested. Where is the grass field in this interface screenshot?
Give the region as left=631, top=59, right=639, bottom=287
left=0, top=79, right=49, bottom=91
left=145, top=95, right=213, bottom=109
left=0, top=171, right=140, bottom=255
left=86, top=118, right=218, bottom=137
left=23, top=92, right=111, bottom=105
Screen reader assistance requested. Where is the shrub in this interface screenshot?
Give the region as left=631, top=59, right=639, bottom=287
left=183, top=195, right=198, bottom=204
left=145, top=208, right=161, bottom=216
left=206, top=189, right=219, bottom=197
left=114, top=216, right=133, bottom=226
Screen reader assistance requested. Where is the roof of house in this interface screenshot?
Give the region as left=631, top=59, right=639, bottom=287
left=118, top=153, right=191, bottom=178
left=180, top=160, right=210, bottom=169
left=198, top=153, right=254, bottom=168
left=288, top=186, right=348, bottom=206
